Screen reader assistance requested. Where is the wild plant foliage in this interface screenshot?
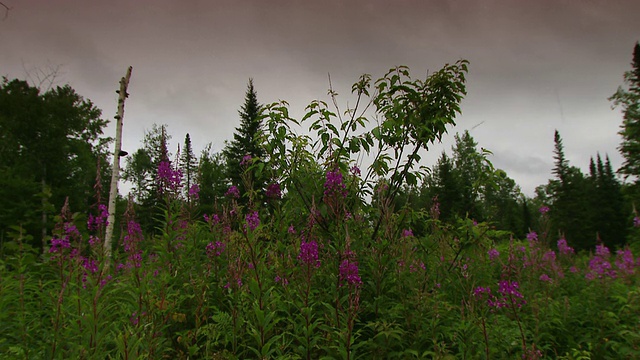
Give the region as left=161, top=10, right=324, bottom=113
left=2, top=61, right=640, bottom=359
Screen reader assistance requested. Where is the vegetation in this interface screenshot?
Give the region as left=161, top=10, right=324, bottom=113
left=1, top=45, right=640, bottom=359
left=223, top=79, right=267, bottom=202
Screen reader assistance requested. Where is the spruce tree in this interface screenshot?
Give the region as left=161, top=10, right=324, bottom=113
left=223, top=79, right=265, bottom=199
left=430, top=152, right=461, bottom=222
left=452, top=131, right=484, bottom=221
left=552, top=130, right=568, bottom=182
left=180, top=133, right=197, bottom=202
left=197, top=145, right=228, bottom=216
left=548, top=131, right=594, bottom=250
left=595, top=155, right=628, bottom=248
left=122, top=124, right=171, bottom=233
left=611, top=42, right=640, bottom=179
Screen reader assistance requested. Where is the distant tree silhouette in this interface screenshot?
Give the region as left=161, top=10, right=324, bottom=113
left=180, top=133, right=197, bottom=203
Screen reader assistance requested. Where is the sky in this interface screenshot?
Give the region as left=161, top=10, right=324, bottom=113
left=1, top=0, right=639, bottom=196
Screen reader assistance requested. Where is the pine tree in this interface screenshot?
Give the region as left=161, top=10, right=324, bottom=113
left=548, top=131, right=594, bottom=250
left=123, top=148, right=152, bottom=202
left=180, top=133, right=197, bottom=202
left=122, top=124, right=172, bottom=233
left=611, top=42, right=640, bottom=179
left=595, top=155, right=628, bottom=248
left=430, top=152, right=461, bottom=222
left=552, top=130, right=568, bottom=182
left=223, top=79, right=265, bottom=200
left=452, top=131, right=484, bottom=221
left=521, top=198, right=532, bottom=237
left=197, top=145, right=228, bottom=216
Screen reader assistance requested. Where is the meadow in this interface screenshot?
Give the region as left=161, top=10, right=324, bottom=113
left=2, top=60, right=640, bottom=359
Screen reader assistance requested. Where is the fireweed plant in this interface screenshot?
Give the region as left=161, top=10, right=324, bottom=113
left=2, top=61, right=640, bottom=359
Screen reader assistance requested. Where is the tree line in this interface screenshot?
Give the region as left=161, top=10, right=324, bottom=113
left=1, top=42, right=640, bottom=253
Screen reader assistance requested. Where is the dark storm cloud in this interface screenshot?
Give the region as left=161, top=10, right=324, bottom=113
left=1, top=0, right=639, bottom=195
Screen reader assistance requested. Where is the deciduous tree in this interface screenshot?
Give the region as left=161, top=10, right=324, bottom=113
left=0, top=78, right=109, bottom=248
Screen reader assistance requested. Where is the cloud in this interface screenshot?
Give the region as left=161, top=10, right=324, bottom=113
left=1, top=0, right=638, bottom=198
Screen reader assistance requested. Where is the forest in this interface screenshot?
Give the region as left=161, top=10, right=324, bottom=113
left=0, top=44, right=639, bottom=359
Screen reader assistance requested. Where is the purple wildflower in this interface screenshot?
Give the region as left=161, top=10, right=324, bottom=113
left=615, top=248, right=636, bottom=276
left=488, top=248, right=500, bottom=261
left=557, top=238, right=574, bottom=256
left=206, top=241, right=226, bottom=257
left=298, top=240, right=320, bottom=268
left=634, top=216, right=640, bottom=227
left=82, top=257, right=99, bottom=274
left=539, top=274, right=551, bottom=282
left=350, top=165, right=361, bottom=176
left=288, top=225, right=296, bottom=234
left=324, top=168, right=347, bottom=198
left=130, top=312, right=139, bottom=326
left=225, top=185, right=240, bottom=199
left=339, top=259, right=362, bottom=287
left=539, top=206, right=550, bottom=215
left=526, top=231, right=538, bottom=243
left=49, top=236, right=71, bottom=253
left=245, top=211, right=260, bottom=232
left=402, top=229, right=414, bottom=238
left=586, top=244, right=616, bottom=280
left=87, top=204, right=109, bottom=231
left=240, top=155, right=252, bottom=167
left=204, top=213, right=221, bottom=226
left=596, top=244, right=610, bottom=258
left=497, top=280, right=526, bottom=308
left=266, top=183, right=282, bottom=199
left=122, top=220, right=144, bottom=268
left=88, top=235, right=100, bottom=247
left=188, top=184, right=200, bottom=199
left=99, top=275, right=112, bottom=288
left=49, top=222, right=81, bottom=254
left=473, top=286, right=491, bottom=298
left=157, top=161, right=183, bottom=192
left=542, top=250, right=556, bottom=263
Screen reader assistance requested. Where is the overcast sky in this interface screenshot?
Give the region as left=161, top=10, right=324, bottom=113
left=1, top=0, right=639, bottom=196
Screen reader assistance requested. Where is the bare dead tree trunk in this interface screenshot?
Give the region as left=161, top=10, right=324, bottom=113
left=104, top=66, right=132, bottom=269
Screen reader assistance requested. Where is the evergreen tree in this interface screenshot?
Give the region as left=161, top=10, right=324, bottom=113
left=483, top=169, right=524, bottom=236
left=552, top=130, right=569, bottom=182
left=589, top=157, right=597, bottom=180
left=611, top=42, right=640, bottom=179
left=429, top=152, right=461, bottom=222
left=223, top=79, right=265, bottom=200
left=425, top=130, right=523, bottom=233
left=593, top=154, right=628, bottom=248
left=197, top=144, right=228, bottom=216
left=122, top=124, right=172, bottom=233
left=122, top=148, right=153, bottom=202
left=180, top=133, right=197, bottom=202
left=547, top=131, right=594, bottom=250
left=123, top=124, right=172, bottom=202
left=521, top=198, right=532, bottom=237
left=451, top=131, right=487, bottom=221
